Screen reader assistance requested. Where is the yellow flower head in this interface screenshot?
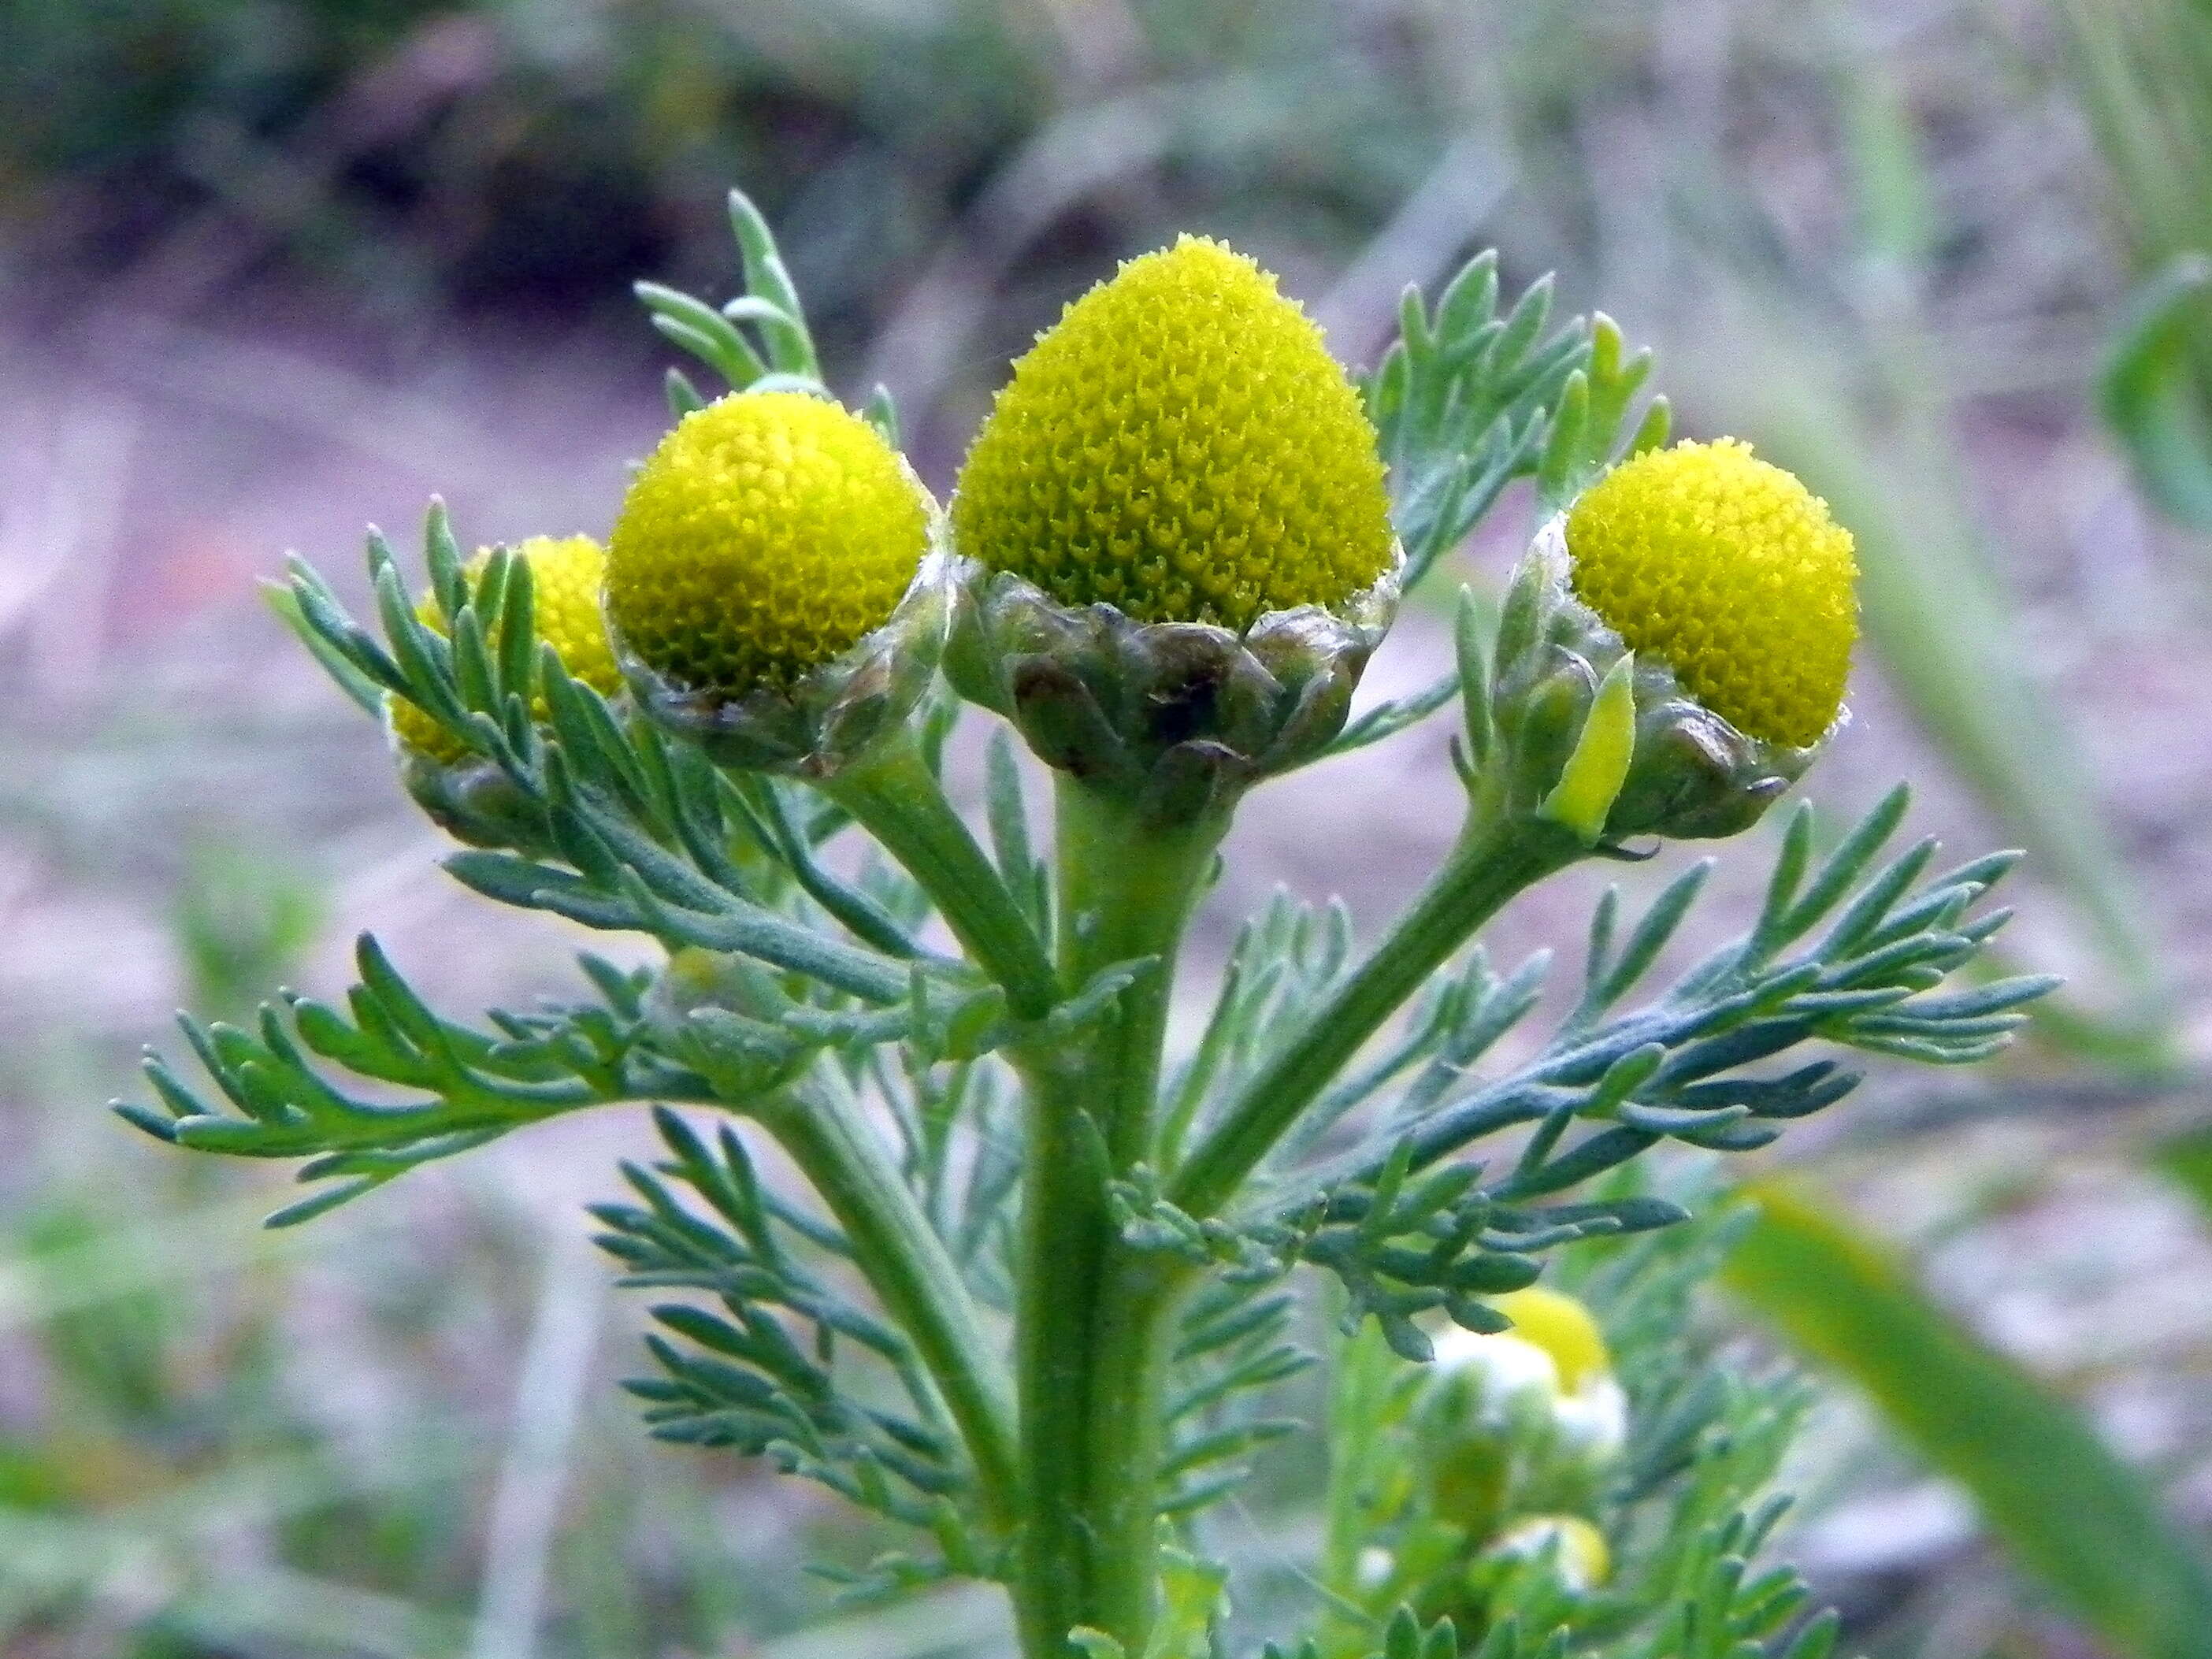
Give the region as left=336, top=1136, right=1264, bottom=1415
left=1564, top=439, right=1857, bottom=748
left=607, top=392, right=930, bottom=698
left=951, top=236, right=1395, bottom=633
left=1488, top=1286, right=1611, bottom=1394
left=388, top=534, right=619, bottom=763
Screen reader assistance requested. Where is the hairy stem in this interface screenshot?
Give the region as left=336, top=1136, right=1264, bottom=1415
left=826, top=726, right=1061, bottom=1019
left=1011, top=782, right=1227, bottom=1659
left=763, top=1081, right=1022, bottom=1535
left=1167, top=813, right=1577, bottom=1223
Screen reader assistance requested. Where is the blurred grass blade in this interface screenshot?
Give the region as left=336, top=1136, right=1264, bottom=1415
left=2100, top=258, right=2212, bottom=531
left=2053, top=0, right=2212, bottom=533
left=2155, top=1122, right=2212, bottom=1219
left=472, top=1238, right=602, bottom=1659
left=1726, top=1182, right=2212, bottom=1659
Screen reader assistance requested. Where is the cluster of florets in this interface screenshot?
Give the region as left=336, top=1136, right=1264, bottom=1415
left=1351, top=1286, right=1625, bottom=1613
left=951, top=236, right=1397, bottom=631
left=1564, top=438, right=1855, bottom=748
left=388, top=236, right=1857, bottom=818
left=387, top=395, right=934, bottom=768
left=606, top=392, right=931, bottom=697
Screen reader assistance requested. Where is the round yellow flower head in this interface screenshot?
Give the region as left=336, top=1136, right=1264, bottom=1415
left=388, top=534, right=620, bottom=763
left=608, top=392, right=930, bottom=698
left=1488, top=1286, right=1611, bottom=1394
left=1564, top=439, right=1857, bottom=749
left=952, top=236, right=1395, bottom=633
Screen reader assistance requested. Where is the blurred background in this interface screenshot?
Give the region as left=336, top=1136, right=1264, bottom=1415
left=5, top=0, right=2212, bottom=1654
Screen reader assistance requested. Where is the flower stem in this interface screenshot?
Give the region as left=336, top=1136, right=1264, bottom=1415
left=761, top=1080, right=1022, bottom=1535
left=1011, top=781, right=1227, bottom=1659
left=825, top=726, right=1060, bottom=1019
left=1052, top=785, right=1227, bottom=1164
left=1167, top=811, right=1577, bottom=1223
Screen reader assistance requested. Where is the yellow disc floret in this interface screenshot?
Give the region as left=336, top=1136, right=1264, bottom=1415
left=607, top=392, right=930, bottom=697
left=1564, top=439, right=1857, bottom=748
left=389, top=534, right=620, bottom=763
left=1488, top=1286, right=1612, bottom=1394
left=951, top=236, right=1395, bottom=633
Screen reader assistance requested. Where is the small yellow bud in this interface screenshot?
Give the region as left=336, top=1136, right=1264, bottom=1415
left=1564, top=439, right=1857, bottom=749
left=388, top=534, right=619, bottom=762
left=607, top=392, right=930, bottom=699
left=1487, top=1286, right=1611, bottom=1395
left=1487, top=1515, right=1611, bottom=1591
left=952, top=236, right=1395, bottom=632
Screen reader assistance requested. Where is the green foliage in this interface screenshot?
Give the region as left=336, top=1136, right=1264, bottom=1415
left=276, top=520, right=946, bottom=1002
left=2057, top=0, right=2212, bottom=533
left=0, top=1184, right=548, bottom=1657
left=2, top=0, right=1538, bottom=332
left=1119, top=788, right=2047, bottom=1362
left=2157, top=1120, right=2212, bottom=1219
left=599, top=1110, right=989, bottom=1579
left=1726, top=1186, right=2212, bottom=1659
left=1310, top=1214, right=1839, bottom=1659
left=637, top=189, right=837, bottom=419
left=2099, top=257, right=2212, bottom=531
left=1325, top=287, right=1669, bottom=782
left=114, top=197, right=2052, bottom=1659
left=122, top=936, right=705, bottom=1226
left=1364, top=262, right=1664, bottom=603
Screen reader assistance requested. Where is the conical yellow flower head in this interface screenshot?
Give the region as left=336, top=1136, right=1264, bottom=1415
left=608, top=392, right=929, bottom=696
left=1489, top=1286, right=1611, bottom=1394
left=389, top=535, right=620, bottom=763
left=952, top=236, right=1394, bottom=632
left=1564, top=439, right=1857, bottom=749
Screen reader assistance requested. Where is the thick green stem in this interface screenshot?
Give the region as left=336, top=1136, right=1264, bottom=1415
left=1167, top=814, right=1577, bottom=1223
left=1078, top=1255, right=1188, bottom=1646
left=1053, top=785, right=1226, bottom=1164
left=1012, top=1051, right=1105, bottom=1659
left=826, top=727, right=1061, bottom=1019
left=1011, top=782, right=1227, bottom=1659
left=763, top=1082, right=1022, bottom=1534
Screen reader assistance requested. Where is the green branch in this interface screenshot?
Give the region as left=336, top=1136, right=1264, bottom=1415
left=761, top=1080, right=1022, bottom=1535
left=1168, top=813, right=1577, bottom=1223
left=821, top=726, right=1061, bottom=1020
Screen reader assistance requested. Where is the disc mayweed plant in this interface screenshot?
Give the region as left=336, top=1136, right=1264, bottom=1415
left=131, top=190, right=2051, bottom=1659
